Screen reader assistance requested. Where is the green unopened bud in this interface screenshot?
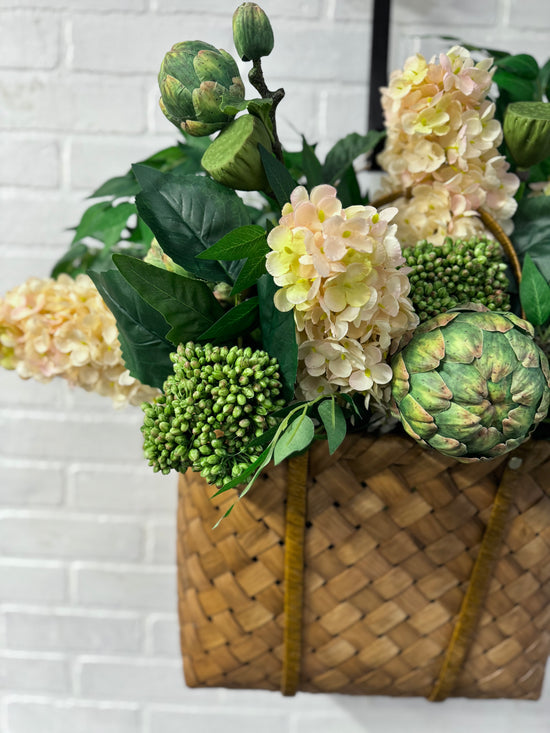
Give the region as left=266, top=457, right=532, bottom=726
left=201, top=113, right=272, bottom=191
left=232, top=3, right=274, bottom=62
left=504, top=101, right=550, bottom=168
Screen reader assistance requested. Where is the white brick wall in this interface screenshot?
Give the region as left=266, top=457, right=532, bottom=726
left=1, top=1, right=550, bottom=732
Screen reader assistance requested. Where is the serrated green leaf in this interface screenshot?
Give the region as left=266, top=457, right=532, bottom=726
left=197, top=225, right=267, bottom=260
left=257, top=273, right=298, bottom=399
left=520, top=254, right=550, bottom=326
left=259, top=144, right=297, bottom=208
left=113, top=253, right=224, bottom=346
left=318, top=398, right=347, bottom=455
left=495, top=54, right=539, bottom=80
left=301, top=136, right=324, bottom=188
left=273, top=414, right=315, bottom=465
left=89, top=268, right=173, bottom=388
left=323, top=131, right=385, bottom=185
left=199, top=296, right=259, bottom=343
left=72, top=201, right=135, bottom=248
left=133, top=166, right=250, bottom=283
left=230, top=238, right=270, bottom=295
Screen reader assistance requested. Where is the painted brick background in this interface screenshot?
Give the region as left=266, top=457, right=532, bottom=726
left=1, top=1, right=550, bottom=731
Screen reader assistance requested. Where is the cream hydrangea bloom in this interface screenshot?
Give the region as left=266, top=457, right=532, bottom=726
left=266, top=185, right=418, bottom=406
left=377, top=46, right=520, bottom=245
left=0, top=273, right=159, bottom=407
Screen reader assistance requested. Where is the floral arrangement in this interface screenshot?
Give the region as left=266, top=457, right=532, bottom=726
left=1, top=4, right=550, bottom=514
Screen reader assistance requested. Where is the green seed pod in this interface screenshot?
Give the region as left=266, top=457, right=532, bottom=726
left=503, top=101, right=550, bottom=169
left=201, top=114, right=273, bottom=191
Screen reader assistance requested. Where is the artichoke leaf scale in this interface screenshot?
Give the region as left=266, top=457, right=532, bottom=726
left=427, top=432, right=467, bottom=457
left=402, top=328, right=446, bottom=373
left=463, top=426, right=502, bottom=456
left=441, top=322, right=483, bottom=363
left=456, top=311, right=514, bottom=333
left=502, top=404, right=538, bottom=437
left=433, top=400, right=482, bottom=442
left=398, top=393, right=438, bottom=440
left=474, top=330, right=516, bottom=384
left=409, top=371, right=453, bottom=413
left=437, top=360, right=487, bottom=405
left=391, top=352, right=410, bottom=404
left=511, top=365, right=546, bottom=407
left=505, top=328, right=541, bottom=368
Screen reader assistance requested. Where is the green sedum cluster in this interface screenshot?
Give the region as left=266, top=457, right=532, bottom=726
left=141, top=342, right=285, bottom=485
left=403, top=237, right=510, bottom=322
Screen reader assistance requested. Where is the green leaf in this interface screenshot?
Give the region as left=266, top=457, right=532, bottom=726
left=541, top=58, right=550, bottom=100
left=520, top=254, right=550, bottom=326
left=89, top=268, right=174, bottom=388
left=51, top=243, right=90, bottom=278
left=197, top=225, right=267, bottom=260
left=323, top=131, right=385, bottom=185
left=133, top=166, right=250, bottom=283
left=495, top=54, right=539, bottom=80
left=211, top=444, right=273, bottom=496
left=273, top=414, right=315, bottom=465
left=90, top=172, right=140, bottom=199
left=247, top=98, right=274, bottom=135
left=301, top=136, right=324, bottom=188
left=493, top=70, right=538, bottom=102
left=72, top=201, right=135, bottom=248
left=259, top=144, right=297, bottom=208
left=318, top=398, right=347, bottom=455
left=199, top=296, right=259, bottom=343
left=113, top=254, right=224, bottom=346
left=336, top=164, right=362, bottom=208
left=231, top=239, right=270, bottom=295
left=512, top=195, right=550, bottom=281
left=257, top=273, right=298, bottom=399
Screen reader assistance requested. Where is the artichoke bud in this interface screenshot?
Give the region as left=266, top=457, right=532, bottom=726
left=158, top=40, right=245, bottom=136
left=232, top=3, right=274, bottom=62
left=503, top=101, right=550, bottom=169
left=391, top=307, right=550, bottom=461
left=201, top=113, right=273, bottom=191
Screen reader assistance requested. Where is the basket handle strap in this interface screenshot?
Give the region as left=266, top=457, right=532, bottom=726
left=281, top=450, right=309, bottom=696
left=428, top=455, right=523, bottom=702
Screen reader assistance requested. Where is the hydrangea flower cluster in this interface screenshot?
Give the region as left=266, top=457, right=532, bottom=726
left=0, top=273, right=158, bottom=407
left=377, top=46, right=520, bottom=245
left=266, top=185, right=418, bottom=406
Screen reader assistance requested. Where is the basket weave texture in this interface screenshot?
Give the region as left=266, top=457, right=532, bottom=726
left=177, top=434, right=550, bottom=698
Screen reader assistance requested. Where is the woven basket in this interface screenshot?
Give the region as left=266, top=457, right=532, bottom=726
left=177, top=434, right=550, bottom=699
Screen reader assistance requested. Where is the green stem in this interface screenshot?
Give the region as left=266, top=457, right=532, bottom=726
left=248, top=59, right=285, bottom=163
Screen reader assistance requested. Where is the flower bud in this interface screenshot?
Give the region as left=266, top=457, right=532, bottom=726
left=232, top=3, right=274, bottom=62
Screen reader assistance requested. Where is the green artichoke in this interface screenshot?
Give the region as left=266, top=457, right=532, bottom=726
left=391, top=307, right=550, bottom=461
left=158, top=41, right=245, bottom=137
left=403, top=237, right=510, bottom=322
left=141, top=342, right=285, bottom=485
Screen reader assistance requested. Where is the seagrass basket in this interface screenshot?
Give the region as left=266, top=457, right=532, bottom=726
left=177, top=433, right=550, bottom=700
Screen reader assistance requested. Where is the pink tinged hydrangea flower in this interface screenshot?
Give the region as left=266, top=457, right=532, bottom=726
left=0, top=273, right=158, bottom=407
left=269, top=186, right=418, bottom=406
left=377, top=45, right=519, bottom=246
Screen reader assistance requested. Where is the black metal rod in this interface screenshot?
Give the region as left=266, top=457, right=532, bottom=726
left=368, top=0, right=391, bottom=169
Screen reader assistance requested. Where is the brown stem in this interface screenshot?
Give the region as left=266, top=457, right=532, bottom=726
left=248, top=59, right=285, bottom=163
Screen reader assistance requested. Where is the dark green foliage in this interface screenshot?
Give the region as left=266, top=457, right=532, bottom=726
left=404, top=237, right=510, bottom=322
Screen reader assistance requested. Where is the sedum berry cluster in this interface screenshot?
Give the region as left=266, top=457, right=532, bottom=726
left=141, top=342, right=285, bottom=485
left=403, top=237, right=510, bottom=322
